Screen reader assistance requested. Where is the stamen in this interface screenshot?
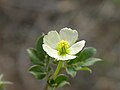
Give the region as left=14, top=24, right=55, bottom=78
left=56, top=40, right=70, bottom=56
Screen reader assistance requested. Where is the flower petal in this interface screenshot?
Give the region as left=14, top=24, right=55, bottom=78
left=43, top=44, right=76, bottom=60
left=57, top=54, right=76, bottom=61
left=60, top=27, right=78, bottom=46
left=69, top=40, right=86, bottom=55
left=44, top=31, right=60, bottom=49
left=43, top=44, right=58, bottom=59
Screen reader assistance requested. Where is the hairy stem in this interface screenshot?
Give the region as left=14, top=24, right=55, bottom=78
left=53, top=60, right=62, bottom=79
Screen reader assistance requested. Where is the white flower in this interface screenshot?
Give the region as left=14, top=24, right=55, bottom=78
left=42, top=27, right=86, bottom=61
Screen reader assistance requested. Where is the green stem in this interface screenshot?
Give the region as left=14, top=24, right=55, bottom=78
left=53, top=60, right=62, bottom=79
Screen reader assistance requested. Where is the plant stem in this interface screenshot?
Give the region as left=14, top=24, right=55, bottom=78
left=53, top=60, right=62, bottom=79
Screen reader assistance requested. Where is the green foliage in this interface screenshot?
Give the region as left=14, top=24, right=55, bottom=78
left=35, top=34, right=45, bottom=60
left=0, top=74, right=12, bottom=90
left=78, top=67, right=92, bottom=73
left=81, top=58, right=102, bottom=67
left=27, top=35, right=51, bottom=80
left=27, top=35, right=46, bottom=65
left=66, top=47, right=101, bottom=77
left=27, top=48, right=43, bottom=64
left=66, top=67, right=77, bottom=77
left=48, top=74, right=69, bottom=89
left=78, top=47, right=97, bottom=61
left=29, top=65, right=46, bottom=80
left=27, top=35, right=102, bottom=90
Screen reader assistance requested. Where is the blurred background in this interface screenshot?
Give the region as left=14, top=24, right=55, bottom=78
left=0, top=0, right=120, bottom=90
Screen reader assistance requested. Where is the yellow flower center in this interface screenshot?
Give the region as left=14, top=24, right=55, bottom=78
left=56, top=40, right=70, bottom=56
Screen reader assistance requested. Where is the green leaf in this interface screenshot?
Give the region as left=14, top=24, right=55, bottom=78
left=78, top=47, right=97, bottom=61
left=82, top=58, right=102, bottom=67
left=30, top=72, right=46, bottom=80
left=79, top=67, right=92, bottom=73
left=27, top=48, right=44, bottom=64
left=29, top=65, right=46, bottom=79
left=67, top=47, right=97, bottom=65
left=48, top=74, right=69, bottom=89
left=68, top=62, right=92, bottom=73
left=48, top=79, right=57, bottom=87
left=0, top=74, right=12, bottom=89
left=55, top=74, right=68, bottom=84
left=35, top=34, right=44, bottom=52
left=74, top=63, right=82, bottom=71
left=29, top=65, right=45, bottom=72
left=57, top=81, right=70, bottom=88
left=66, top=67, right=77, bottom=77
left=35, top=34, right=45, bottom=60
left=48, top=74, right=70, bottom=88
left=73, top=63, right=92, bottom=73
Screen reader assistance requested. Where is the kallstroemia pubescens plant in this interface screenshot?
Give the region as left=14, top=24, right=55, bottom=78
left=27, top=27, right=102, bottom=90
